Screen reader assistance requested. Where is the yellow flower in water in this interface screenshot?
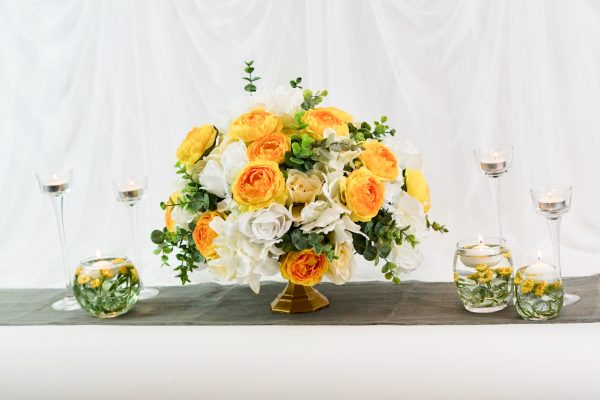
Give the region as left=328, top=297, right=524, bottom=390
left=100, top=269, right=114, bottom=279
left=478, top=269, right=494, bottom=284
left=89, top=279, right=102, bottom=289
left=475, top=264, right=488, bottom=272
left=119, top=265, right=130, bottom=275
left=494, top=267, right=513, bottom=278
left=131, top=269, right=139, bottom=283
left=75, top=266, right=83, bottom=276
left=549, top=280, right=562, bottom=290
left=467, top=272, right=479, bottom=281
left=503, top=251, right=512, bottom=259
left=521, top=279, right=535, bottom=294
left=77, top=274, right=91, bottom=285
left=514, top=272, right=523, bottom=286
left=453, top=271, right=459, bottom=283
left=534, top=282, right=548, bottom=297
left=113, top=258, right=125, bottom=264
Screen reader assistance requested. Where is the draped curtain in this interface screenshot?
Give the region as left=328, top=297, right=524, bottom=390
left=2, top=0, right=599, bottom=287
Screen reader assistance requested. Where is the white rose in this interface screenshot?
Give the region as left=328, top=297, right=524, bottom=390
left=388, top=242, right=423, bottom=273
left=250, top=86, right=303, bottom=116
left=238, top=203, right=293, bottom=244
left=171, top=205, right=194, bottom=230
left=198, top=140, right=248, bottom=197
left=326, top=242, right=356, bottom=285
left=221, top=140, right=248, bottom=185
left=199, top=159, right=228, bottom=197
left=299, top=200, right=342, bottom=234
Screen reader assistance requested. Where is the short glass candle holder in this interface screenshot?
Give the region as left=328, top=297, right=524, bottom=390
left=453, top=237, right=513, bottom=313
left=73, top=255, right=141, bottom=318
left=514, top=261, right=563, bottom=321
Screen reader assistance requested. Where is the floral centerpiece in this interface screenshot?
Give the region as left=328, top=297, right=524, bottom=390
left=151, top=61, right=446, bottom=313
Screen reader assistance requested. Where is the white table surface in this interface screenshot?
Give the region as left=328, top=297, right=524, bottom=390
left=1, top=323, right=599, bottom=400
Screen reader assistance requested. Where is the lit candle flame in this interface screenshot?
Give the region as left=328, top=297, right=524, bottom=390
left=52, top=173, right=57, bottom=180
left=478, top=234, right=483, bottom=244
left=492, top=152, right=498, bottom=161
left=127, top=178, right=134, bottom=186
left=537, top=250, right=542, bottom=261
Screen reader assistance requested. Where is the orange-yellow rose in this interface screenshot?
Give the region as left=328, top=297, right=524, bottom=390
left=405, top=169, right=431, bottom=213
left=232, top=161, right=287, bottom=210
left=192, top=211, right=221, bottom=260
left=229, top=108, right=283, bottom=142
left=164, top=191, right=181, bottom=232
left=176, top=125, right=217, bottom=169
left=246, top=132, right=291, bottom=164
left=280, top=249, right=329, bottom=286
left=341, top=168, right=385, bottom=222
left=359, top=140, right=399, bottom=181
left=301, top=107, right=353, bottom=139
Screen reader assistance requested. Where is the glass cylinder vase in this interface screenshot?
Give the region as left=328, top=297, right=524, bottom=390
left=514, top=261, right=563, bottom=320
left=453, top=237, right=513, bottom=313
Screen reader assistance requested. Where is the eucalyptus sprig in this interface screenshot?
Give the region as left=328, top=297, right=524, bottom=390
left=159, top=162, right=220, bottom=214
left=243, top=60, right=260, bottom=94
left=349, top=116, right=396, bottom=142
left=151, top=224, right=205, bottom=285
left=289, top=77, right=303, bottom=89
left=277, top=228, right=336, bottom=261
left=284, top=133, right=319, bottom=172
left=426, top=215, right=449, bottom=234
left=301, top=89, right=328, bottom=110
left=352, top=209, right=418, bottom=284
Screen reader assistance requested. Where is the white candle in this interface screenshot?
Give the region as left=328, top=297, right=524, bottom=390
left=480, top=152, right=507, bottom=174
left=537, top=192, right=566, bottom=212
left=460, top=236, right=502, bottom=268
left=523, top=254, right=558, bottom=282
left=42, top=174, right=70, bottom=194
left=117, top=179, right=143, bottom=201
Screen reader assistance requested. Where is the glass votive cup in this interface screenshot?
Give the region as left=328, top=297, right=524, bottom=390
left=530, top=185, right=572, bottom=218
left=514, top=261, right=563, bottom=321
left=112, top=176, right=148, bottom=204
left=473, top=145, right=513, bottom=177
left=453, top=237, right=513, bottom=313
left=73, top=255, right=141, bottom=318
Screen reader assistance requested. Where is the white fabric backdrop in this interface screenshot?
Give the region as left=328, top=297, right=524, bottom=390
left=2, top=0, right=600, bottom=288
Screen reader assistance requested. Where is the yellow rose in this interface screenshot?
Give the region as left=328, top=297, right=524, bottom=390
left=341, top=168, right=385, bottom=222
left=246, top=132, right=290, bottom=164
left=359, top=140, right=399, bottom=181
left=164, top=191, right=181, bottom=233
left=280, top=249, right=329, bottom=287
left=405, top=169, right=431, bottom=213
left=192, top=211, right=221, bottom=260
left=176, top=125, right=217, bottom=169
left=232, top=161, right=287, bottom=210
left=229, top=108, right=283, bottom=142
left=286, top=169, right=323, bottom=205
left=301, top=107, right=353, bottom=140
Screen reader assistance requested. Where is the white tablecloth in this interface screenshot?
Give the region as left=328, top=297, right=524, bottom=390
left=1, top=324, right=599, bottom=399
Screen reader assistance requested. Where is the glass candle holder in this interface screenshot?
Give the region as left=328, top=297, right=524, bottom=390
left=474, top=145, right=513, bottom=237
left=36, top=169, right=80, bottom=311
left=73, top=254, right=141, bottom=318
left=514, top=257, right=564, bottom=320
left=453, top=236, right=513, bottom=313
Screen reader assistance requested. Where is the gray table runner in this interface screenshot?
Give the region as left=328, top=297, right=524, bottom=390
left=1, top=276, right=599, bottom=326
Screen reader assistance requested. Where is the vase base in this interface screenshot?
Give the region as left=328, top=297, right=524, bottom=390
left=464, top=304, right=507, bottom=313
left=271, top=282, right=329, bottom=314
left=51, top=296, right=81, bottom=311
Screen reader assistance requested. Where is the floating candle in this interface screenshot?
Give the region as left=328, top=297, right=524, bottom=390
left=459, top=235, right=502, bottom=268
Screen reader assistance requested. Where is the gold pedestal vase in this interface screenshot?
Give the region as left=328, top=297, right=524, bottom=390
left=271, top=282, right=329, bottom=314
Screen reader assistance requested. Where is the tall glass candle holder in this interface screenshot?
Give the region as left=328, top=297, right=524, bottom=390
left=36, top=170, right=80, bottom=311
left=112, top=176, right=159, bottom=300
left=530, top=185, right=578, bottom=305
left=474, top=145, right=513, bottom=237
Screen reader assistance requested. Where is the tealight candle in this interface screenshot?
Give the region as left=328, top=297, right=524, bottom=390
left=42, top=174, right=70, bottom=194
left=479, top=152, right=507, bottom=174
left=459, top=235, right=502, bottom=268
left=116, top=179, right=143, bottom=201
left=537, top=192, right=567, bottom=212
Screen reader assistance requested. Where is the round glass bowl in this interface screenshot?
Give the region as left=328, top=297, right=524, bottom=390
left=453, top=237, right=513, bottom=313
left=73, top=255, right=141, bottom=318
left=514, top=262, right=563, bottom=320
